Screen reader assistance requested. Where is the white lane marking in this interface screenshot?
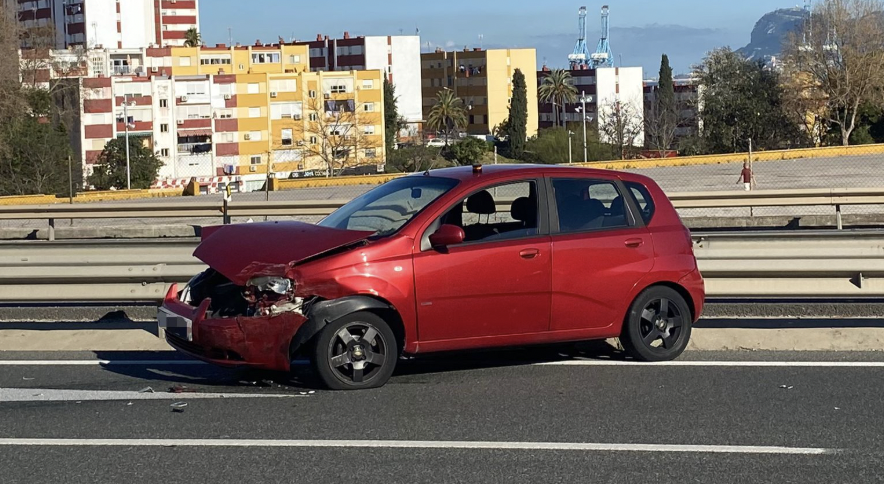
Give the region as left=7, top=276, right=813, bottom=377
left=0, top=439, right=836, bottom=455
left=2, top=359, right=884, bottom=368
left=534, top=360, right=884, bottom=368
left=0, top=388, right=304, bottom=402
left=0, top=360, right=206, bottom=366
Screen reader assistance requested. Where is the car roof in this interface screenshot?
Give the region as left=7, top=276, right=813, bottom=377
left=409, top=164, right=655, bottom=185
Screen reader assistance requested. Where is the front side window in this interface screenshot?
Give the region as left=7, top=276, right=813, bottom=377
left=436, top=180, right=539, bottom=244
left=552, top=178, right=631, bottom=233
left=319, top=176, right=459, bottom=236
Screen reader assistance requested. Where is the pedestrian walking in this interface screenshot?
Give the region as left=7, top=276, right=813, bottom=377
left=737, top=162, right=756, bottom=191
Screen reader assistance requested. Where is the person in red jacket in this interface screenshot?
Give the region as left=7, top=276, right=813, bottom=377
left=737, top=162, right=756, bottom=191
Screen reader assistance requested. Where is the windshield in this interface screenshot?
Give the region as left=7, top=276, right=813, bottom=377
left=319, top=176, right=459, bottom=236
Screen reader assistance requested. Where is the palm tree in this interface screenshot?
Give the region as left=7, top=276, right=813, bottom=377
left=427, top=88, right=468, bottom=145
left=538, top=69, right=578, bottom=128
left=183, top=28, right=201, bottom=48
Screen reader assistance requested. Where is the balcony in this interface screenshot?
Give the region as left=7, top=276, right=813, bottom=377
left=113, top=66, right=131, bottom=76
left=177, top=142, right=212, bottom=154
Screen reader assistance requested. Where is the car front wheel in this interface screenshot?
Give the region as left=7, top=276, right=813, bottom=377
left=620, top=286, right=692, bottom=362
left=311, top=311, right=397, bottom=390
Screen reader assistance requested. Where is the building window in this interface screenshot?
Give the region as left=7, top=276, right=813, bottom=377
left=365, top=148, right=377, bottom=158
left=218, top=109, right=232, bottom=119
left=224, top=133, right=234, bottom=142
left=310, top=136, right=318, bottom=144
left=309, top=113, right=318, bottom=121
left=247, top=131, right=262, bottom=141
left=159, top=99, right=168, bottom=108
left=249, top=107, right=261, bottom=118
left=179, top=57, right=192, bottom=67
left=308, top=90, right=317, bottom=98
left=333, top=148, right=349, bottom=160
left=160, top=124, right=169, bottom=133
left=250, top=155, right=262, bottom=164
left=289, top=55, right=301, bottom=64
left=281, top=128, right=293, bottom=146
left=251, top=53, right=280, bottom=64
left=160, top=148, right=170, bottom=157
left=247, top=83, right=259, bottom=94
left=362, top=79, right=374, bottom=89
left=271, top=102, right=303, bottom=120
left=329, top=84, right=347, bottom=94
left=363, top=125, right=375, bottom=135
left=364, top=103, right=375, bottom=112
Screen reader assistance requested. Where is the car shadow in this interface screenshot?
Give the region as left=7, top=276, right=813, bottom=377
left=93, top=340, right=630, bottom=390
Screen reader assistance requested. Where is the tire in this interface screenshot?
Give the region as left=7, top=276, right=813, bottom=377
left=620, top=286, right=692, bottom=362
left=311, top=311, right=397, bottom=390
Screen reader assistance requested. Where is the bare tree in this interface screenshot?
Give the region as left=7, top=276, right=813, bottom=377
left=599, top=100, right=644, bottom=160
left=784, top=0, right=884, bottom=146
left=645, top=97, right=678, bottom=156
left=296, top=96, right=383, bottom=176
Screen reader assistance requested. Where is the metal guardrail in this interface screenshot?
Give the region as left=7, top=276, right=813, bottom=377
left=0, top=231, right=882, bottom=303
left=1, top=188, right=883, bottom=240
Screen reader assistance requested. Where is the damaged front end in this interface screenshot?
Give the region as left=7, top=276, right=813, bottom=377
left=159, top=268, right=310, bottom=372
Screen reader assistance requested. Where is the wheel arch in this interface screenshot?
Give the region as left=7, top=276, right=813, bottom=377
left=624, top=281, right=697, bottom=329
left=290, top=295, right=406, bottom=359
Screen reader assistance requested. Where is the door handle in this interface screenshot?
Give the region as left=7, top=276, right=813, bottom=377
left=520, top=248, right=541, bottom=259
left=624, top=238, right=644, bottom=248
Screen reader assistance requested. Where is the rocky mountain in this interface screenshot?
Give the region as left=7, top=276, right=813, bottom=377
left=738, top=7, right=808, bottom=61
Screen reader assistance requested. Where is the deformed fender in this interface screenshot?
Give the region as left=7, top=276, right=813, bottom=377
left=289, top=296, right=391, bottom=355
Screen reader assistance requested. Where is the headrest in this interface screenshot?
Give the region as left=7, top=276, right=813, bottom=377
left=466, top=190, right=496, bottom=215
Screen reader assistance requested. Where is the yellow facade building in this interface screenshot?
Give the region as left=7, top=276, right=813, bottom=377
left=421, top=48, right=538, bottom=138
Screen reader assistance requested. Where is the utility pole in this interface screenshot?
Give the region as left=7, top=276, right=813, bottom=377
left=581, top=92, right=588, bottom=163
left=123, top=94, right=132, bottom=190
left=568, top=131, right=573, bottom=164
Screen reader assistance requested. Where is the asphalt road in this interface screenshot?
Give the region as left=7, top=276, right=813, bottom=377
left=1, top=349, right=882, bottom=483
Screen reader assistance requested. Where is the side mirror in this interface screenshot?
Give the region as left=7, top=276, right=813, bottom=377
left=429, top=224, right=465, bottom=248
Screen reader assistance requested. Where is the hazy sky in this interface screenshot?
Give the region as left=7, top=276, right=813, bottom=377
left=200, top=0, right=798, bottom=77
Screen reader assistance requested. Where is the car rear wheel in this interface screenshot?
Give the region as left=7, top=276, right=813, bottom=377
left=620, top=286, right=692, bottom=362
left=311, top=311, right=397, bottom=390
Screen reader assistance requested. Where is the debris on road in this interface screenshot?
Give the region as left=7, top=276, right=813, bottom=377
left=138, top=387, right=155, bottom=393
left=170, top=402, right=188, bottom=412
left=22, top=377, right=35, bottom=381
left=169, top=385, right=196, bottom=394
left=779, top=385, right=794, bottom=390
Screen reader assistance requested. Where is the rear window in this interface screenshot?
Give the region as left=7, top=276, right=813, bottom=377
left=625, top=181, right=655, bottom=225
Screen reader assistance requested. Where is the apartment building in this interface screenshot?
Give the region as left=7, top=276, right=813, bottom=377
left=421, top=47, right=539, bottom=138
left=10, top=0, right=200, bottom=49
left=73, top=44, right=385, bottom=183
left=538, top=66, right=645, bottom=147
left=296, top=33, right=422, bottom=136
left=642, top=76, right=700, bottom=141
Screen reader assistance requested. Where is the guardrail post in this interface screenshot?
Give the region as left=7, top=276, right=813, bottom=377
left=222, top=184, right=231, bottom=225
left=836, top=204, right=843, bottom=230
left=48, top=218, right=55, bottom=241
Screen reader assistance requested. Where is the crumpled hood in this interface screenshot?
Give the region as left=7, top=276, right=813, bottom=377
left=194, top=221, right=373, bottom=285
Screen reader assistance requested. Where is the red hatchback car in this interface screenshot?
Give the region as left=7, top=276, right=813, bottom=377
left=159, top=165, right=704, bottom=390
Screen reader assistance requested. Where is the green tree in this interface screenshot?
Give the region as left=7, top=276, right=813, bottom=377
left=383, top=78, right=405, bottom=155
left=696, top=48, right=802, bottom=153
left=183, top=28, right=201, bottom=48
left=646, top=54, right=678, bottom=154
left=427, top=88, right=468, bottom=145
left=0, top=116, right=73, bottom=196
left=447, top=137, right=487, bottom=166
left=386, top=145, right=446, bottom=173
left=524, top=126, right=605, bottom=165
left=503, top=69, right=528, bottom=159
left=538, top=69, right=577, bottom=128
left=88, top=137, right=162, bottom=190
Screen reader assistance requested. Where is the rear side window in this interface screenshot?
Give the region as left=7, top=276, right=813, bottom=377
left=551, top=178, right=631, bottom=233
left=625, top=181, right=655, bottom=225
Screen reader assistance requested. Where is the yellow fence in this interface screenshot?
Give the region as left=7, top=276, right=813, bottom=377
left=3, top=143, right=883, bottom=205
left=0, top=188, right=184, bottom=206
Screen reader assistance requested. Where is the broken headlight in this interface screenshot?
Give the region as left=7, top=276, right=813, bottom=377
left=247, top=276, right=293, bottom=295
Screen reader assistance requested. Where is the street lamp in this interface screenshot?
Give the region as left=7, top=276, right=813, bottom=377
left=575, top=91, right=594, bottom=164
left=122, top=94, right=135, bottom=190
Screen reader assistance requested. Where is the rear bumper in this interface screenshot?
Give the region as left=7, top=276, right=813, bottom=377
left=678, top=268, right=706, bottom=321
left=158, top=284, right=308, bottom=372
